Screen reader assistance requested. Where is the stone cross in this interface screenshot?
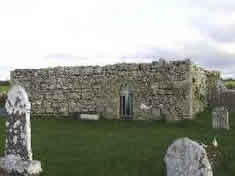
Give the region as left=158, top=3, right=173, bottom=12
left=212, top=106, right=230, bottom=130
left=5, top=85, right=32, bottom=160
left=164, top=137, right=213, bottom=176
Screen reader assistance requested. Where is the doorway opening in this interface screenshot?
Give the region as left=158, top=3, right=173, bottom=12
left=120, top=85, right=133, bottom=120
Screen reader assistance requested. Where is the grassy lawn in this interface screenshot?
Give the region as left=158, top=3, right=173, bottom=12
left=0, top=85, right=9, bottom=93
left=224, top=80, right=235, bottom=89
left=0, top=111, right=235, bottom=176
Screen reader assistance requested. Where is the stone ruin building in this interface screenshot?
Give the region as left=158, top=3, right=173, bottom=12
left=10, top=59, right=222, bottom=121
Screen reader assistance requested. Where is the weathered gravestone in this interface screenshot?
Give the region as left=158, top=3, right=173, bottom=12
left=0, top=85, right=42, bottom=176
left=164, top=137, right=213, bottom=176
left=212, top=106, right=229, bottom=130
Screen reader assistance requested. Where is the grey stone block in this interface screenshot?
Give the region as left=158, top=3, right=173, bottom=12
left=0, top=155, right=42, bottom=176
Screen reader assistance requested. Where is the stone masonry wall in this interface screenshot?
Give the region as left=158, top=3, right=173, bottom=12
left=192, top=65, right=208, bottom=115
left=207, top=71, right=221, bottom=108
left=11, top=59, right=193, bottom=120
left=192, top=65, right=220, bottom=116
left=213, top=80, right=235, bottom=113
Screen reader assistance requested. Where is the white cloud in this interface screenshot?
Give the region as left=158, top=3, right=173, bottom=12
left=0, top=66, right=13, bottom=80
left=0, top=0, right=235, bottom=80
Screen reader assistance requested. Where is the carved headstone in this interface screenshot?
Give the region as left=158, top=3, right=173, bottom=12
left=212, top=106, right=229, bottom=130
left=164, top=137, right=213, bottom=176
left=5, top=85, right=32, bottom=160
left=0, top=85, right=42, bottom=176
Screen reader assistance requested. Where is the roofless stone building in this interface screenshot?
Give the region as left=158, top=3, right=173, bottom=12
left=10, top=59, right=220, bottom=120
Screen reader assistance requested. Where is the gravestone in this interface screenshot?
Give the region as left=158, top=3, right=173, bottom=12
left=212, top=106, right=229, bottom=130
left=164, top=137, right=213, bottom=176
left=0, top=85, right=42, bottom=176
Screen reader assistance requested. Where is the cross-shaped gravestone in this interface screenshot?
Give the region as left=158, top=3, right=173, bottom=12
left=0, top=85, right=42, bottom=176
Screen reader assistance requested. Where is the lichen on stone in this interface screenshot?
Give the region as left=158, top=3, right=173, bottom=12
left=5, top=85, right=31, bottom=116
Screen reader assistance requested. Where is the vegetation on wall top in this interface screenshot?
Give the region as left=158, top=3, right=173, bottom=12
left=223, top=79, right=235, bottom=89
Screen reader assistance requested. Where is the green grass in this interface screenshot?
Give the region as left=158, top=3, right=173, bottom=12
left=0, top=111, right=235, bottom=176
left=0, top=85, right=9, bottom=93
left=224, top=80, right=235, bottom=89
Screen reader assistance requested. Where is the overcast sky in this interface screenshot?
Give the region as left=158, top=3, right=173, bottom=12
left=0, top=0, right=235, bottom=80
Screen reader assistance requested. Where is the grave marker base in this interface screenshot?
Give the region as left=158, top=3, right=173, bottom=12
left=0, top=154, right=42, bottom=176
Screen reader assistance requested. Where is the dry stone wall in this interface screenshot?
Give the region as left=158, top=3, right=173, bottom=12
left=192, top=65, right=220, bottom=116
left=192, top=66, right=208, bottom=115
left=11, top=59, right=194, bottom=120
left=213, top=80, right=235, bottom=113
left=191, top=66, right=235, bottom=115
